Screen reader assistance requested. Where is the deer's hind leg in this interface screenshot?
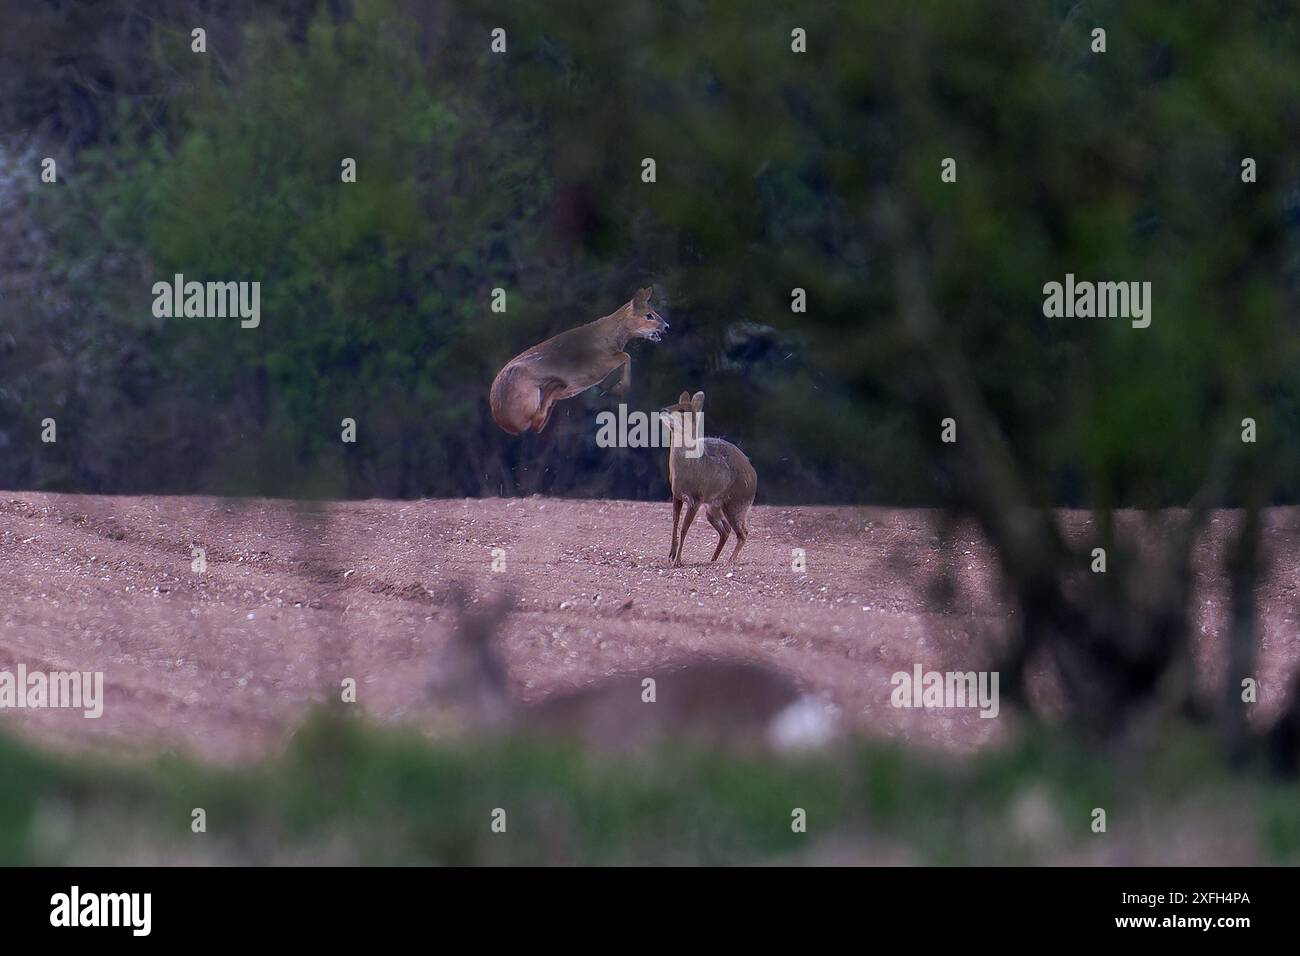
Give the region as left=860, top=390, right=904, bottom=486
left=722, top=500, right=749, bottom=565
left=531, top=379, right=567, bottom=432
left=705, top=506, right=732, bottom=562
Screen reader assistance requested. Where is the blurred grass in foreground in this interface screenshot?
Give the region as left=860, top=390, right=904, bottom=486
left=1, top=713, right=1297, bottom=865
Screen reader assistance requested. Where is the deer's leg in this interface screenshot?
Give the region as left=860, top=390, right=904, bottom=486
left=669, top=496, right=683, bottom=560
left=723, top=502, right=748, bottom=565
left=594, top=351, right=631, bottom=397
left=705, top=507, right=731, bottom=562
left=609, top=351, right=631, bottom=395
left=531, top=380, right=567, bottom=431
left=673, top=500, right=700, bottom=567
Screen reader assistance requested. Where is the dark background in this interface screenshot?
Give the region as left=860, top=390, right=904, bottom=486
left=2, top=0, right=1297, bottom=507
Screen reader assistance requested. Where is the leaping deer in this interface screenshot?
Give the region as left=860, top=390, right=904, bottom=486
left=489, top=287, right=668, bottom=434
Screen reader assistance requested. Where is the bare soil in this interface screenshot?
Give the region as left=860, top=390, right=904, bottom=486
left=1, top=492, right=1297, bottom=763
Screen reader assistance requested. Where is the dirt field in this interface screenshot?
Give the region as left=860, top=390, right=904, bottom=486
left=1, top=492, right=1298, bottom=763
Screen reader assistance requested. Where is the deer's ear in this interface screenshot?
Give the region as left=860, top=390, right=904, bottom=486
left=690, top=391, right=705, bottom=412
left=678, top=391, right=691, bottom=405
left=633, top=286, right=652, bottom=307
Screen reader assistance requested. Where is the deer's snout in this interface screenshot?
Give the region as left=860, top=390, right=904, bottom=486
left=640, top=311, right=669, bottom=342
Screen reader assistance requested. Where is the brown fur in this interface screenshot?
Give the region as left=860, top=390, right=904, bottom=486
left=489, top=287, right=668, bottom=434
left=431, top=587, right=806, bottom=751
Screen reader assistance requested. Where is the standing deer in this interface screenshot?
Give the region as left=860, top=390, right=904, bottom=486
left=489, top=287, right=668, bottom=434
left=660, top=391, right=757, bottom=566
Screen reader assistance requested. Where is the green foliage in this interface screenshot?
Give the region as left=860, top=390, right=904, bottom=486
left=0, top=713, right=1294, bottom=864
left=19, top=2, right=560, bottom=496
